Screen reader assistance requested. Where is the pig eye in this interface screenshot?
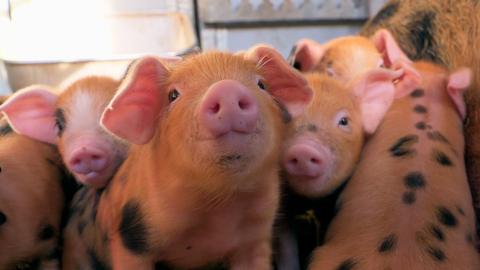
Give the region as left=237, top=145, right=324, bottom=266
left=168, top=89, right=180, bottom=103
left=338, top=117, right=349, bottom=126
left=257, top=79, right=266, bottom=90
left=334, top=110, right=352, bottom=133
left=54, top=108, right=66, bottom=136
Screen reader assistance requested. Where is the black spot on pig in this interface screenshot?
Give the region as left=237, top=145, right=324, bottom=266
left=429, top=224, right=445, bottom=242
left=389, top=134, right=418, bottom=158
left=77, top=220, right=87, bottom=235
left=335, top=258, right=358, bottom=270
left=432, top=149, right=453, bottom=167
left=0, top=211, right=6, bottom=226
left=403, top=191, right=416, bottom=205
left=38, top=224, right=55, bottom=241
left=378, top=234, right=397, bottom=253
left=437, top=206, right=458, bottom=228
left=0, top=123, right=13, bottom=136
left=370, top=1, right=400, bottom=26
left=307, top=124, right=318, bottom=133
left=88, top=249, right=111, bottom=270
left=119, top=200, right=149, bottom=254
left=274, top=99, right=292, bottom=124
left=414, top=105, right=428, bottom=114
left=415, top=121, right=427, bottom=130
left=405, top=172, right=426, bottom=189
left=54, top=108, right=66, bottom=137
left=410, top=89, right=425, bottom=98
left=427, top=246, right=446, bottom=262
left=407, top=11, right=442, bottom=64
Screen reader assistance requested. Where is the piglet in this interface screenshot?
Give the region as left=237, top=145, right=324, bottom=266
left=308, top=61, right=479, bottom=269
left=61, top=46, right=312, bottom=270
left=0, top=118, right=66, bottom=270
left=0, top=76, right=129, bottom=188
left=276, top=66, right=407, bottom=270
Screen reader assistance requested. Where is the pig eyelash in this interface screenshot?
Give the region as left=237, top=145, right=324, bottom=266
left=168, top=89, right=180, bottom=103
left=54, top=108, right=66, bottom=136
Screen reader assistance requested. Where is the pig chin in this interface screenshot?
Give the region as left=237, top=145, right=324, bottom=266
left=287, top=173, right=334, bottom=198
left=73, top=169, right=112, bottom=189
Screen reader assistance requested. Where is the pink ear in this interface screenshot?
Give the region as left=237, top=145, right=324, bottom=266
left=290, top=39, right=326, bottom=72
left=372, top=29, right=412, bottom=67
left=352, top=68, right=404, bottom=134
left=447, top=67, right=471, bottom=120
left=245, top=45, right=313, bottom=117
left=0, top=86, right=58, bottom=144
left=101, top=57, right=172, bottom=144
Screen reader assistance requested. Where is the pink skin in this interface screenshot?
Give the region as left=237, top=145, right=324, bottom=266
left=197, top=79, right=259, bottom=139
left=283, top=137, right=334, bottom=193
left=66, top=137, right=111, bottom=188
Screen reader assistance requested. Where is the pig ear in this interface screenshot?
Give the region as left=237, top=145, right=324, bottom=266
left=352, top=68, right=404, bottom=134
left=447, top=67, right=471, bottom=120
left=245, top=45, right=313, bottom=117
left=288, top=39, right=326, bottom=72
left=372, top=29, right=412, bottom=67
left=101, top=57, right=173, bottom=145
left=391, top=60, right=422, bottom=98
left=0, top=86, right=58, bottom=144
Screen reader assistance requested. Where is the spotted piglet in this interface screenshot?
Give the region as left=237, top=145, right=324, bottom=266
left=275, top=67, right=406, bottom=270
left=0, top=76, right=129, bottom=188
left=308, top=59, right=479, bottom=269
left=62, top=46, right=312, bottom=270
left=0, top=118, right=67, bottom=270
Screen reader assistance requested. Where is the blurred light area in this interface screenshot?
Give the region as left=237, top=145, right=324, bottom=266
left=0, top=0, right=196, bottom=63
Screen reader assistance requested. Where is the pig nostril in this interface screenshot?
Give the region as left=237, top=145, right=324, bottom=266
left=311, top=158, right=320, bottom=164
left=238, top=99, right=251, bottom=110
left=291, top=158, right=299, bottom=165
left=210, top=103, right=221, bottom=114
left=92, top=155, right=101, bottom=160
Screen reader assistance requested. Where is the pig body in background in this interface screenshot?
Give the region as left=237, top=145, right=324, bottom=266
left=0, top=119, right=66, bottom=270
left=309, top=61, right=479, bottom=269
left=0, top=76, right=129, bottom=188
left=276, top=67, right=406, bottom=270
left=361, top=0, right=480, bottom=242
left=62, top=48, right=312, bottom=270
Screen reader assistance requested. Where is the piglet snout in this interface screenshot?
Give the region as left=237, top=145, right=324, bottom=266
left=284, top=143, right=326, bottom=178
left=198, top=80, right=259, bottom=138
left=68, top=148, right=108, bottom=176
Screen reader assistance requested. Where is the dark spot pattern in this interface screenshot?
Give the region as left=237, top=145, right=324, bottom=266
left=427, top=246, right=446, bottom=262
left=389, top=135, right=418, bottom=157
left=54, top=108, right=66, bottom=137
left=274, top=99, right=292, bottom=124
left=378, top=234, right=397, bottom=253
left=403, top=191, right=416, bottom=205
left=38, top=224, right=55, bottom=241
left=307, top=124, right=318, bottom=133
left=429, top=224, right=445, bottom=242
left=335, top=258, right=358, bottom=270
left=415, top=121, right=427, bottom=130
left=414, top=105, right=428, bottom=114
left=437, top=206, right=458, bottom=228
left=0, top=123, right=13, bottom=136
left=88, top=249, right=110, bottom=270
left=404, top=172, right=426, bottom=189
left=77, top=220, right=87, bottom=235
left=432, top=149, right=453, bottom=167
left=370, top=1, right=400, bottom=26
left=407, top=11, right=442, bottom=64
left=119, top=200, right=149, bottom=254
left=410, top=89, right=425, bottom=98
left=0, top=211, right=6, bottom=225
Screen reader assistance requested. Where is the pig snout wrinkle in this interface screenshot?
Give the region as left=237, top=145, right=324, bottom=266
left=69, top=148, right=108, bottom=175
left=198, top=80, right=259, bottom=138
left=284, top=144, right=325, bottom=178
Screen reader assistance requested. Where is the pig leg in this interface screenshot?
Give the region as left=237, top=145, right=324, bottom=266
left=230, top=240, right=272, bottom=270
left=110, top=234, right=154, bottom=270
left=275, top=225, right=300, bottom=270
